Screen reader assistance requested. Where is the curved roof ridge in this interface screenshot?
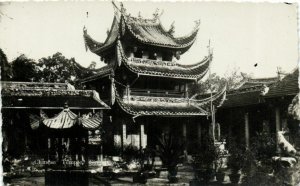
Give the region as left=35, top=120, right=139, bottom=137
left=83, top=15, right=119, bottom=54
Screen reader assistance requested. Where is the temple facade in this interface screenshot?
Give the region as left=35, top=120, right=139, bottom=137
left=82, top=3, right=226, bottom=154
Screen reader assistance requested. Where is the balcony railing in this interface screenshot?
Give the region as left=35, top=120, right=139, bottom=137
left=124, top=88, right=185, bottom=98
left=130, top=57, right=176, bottom=67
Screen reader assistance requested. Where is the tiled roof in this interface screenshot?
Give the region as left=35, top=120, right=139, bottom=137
left=237, top=76, right=278, bottom=89
left=264, top=68, right=299, bottom=98
left=42, top=108, right=77, bottom=129
left=30, top=109, right=103, bottom=130
left=80, top=65, right=114, bottom=83
left=1, top=81, right=109, bottom=109
left=114, top=82, right=226, bottom=116
left=122, top=14, right=199, bottom=52
left=83, top=5, right=200, bottom=56
left=116, top=40, right=211, bottom=80
left=221, top=90, right=264, bottom=108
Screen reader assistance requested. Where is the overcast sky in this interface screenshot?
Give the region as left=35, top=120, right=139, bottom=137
left=0, top=1, right=298, bottom=78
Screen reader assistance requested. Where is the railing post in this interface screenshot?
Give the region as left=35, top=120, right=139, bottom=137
left=184, top=83, right=188, bottom=98
left=126, top=85, right=130, bottom=102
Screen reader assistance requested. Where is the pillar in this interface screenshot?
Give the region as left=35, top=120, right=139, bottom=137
left=184, top=83, right=188, bottom=98
left=48, top=138, right=51, bottom=161
left=275, top=107, right=281, bottom=132
left=140, top=124, right=145, bottom=150
left=275, top=107, right=281, bottom=151
left=183, top=123, right=187, bottom=150
left=183, top=123, right=187, bottom=139
left=197, top=124, right=201, bottom=147
left=122, top=124, right=127, bottom=147
left=245, top=112, right=249, bottom=148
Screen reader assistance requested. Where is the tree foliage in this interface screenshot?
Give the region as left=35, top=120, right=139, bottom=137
left=188, top=68, right=251, bottom=96
left=37, top=52, right=94, bottom=85
left=0, top=49, right=12, bottom=81
left=11, top=54, right=39, bottom=82
left=0, top=49, right=96, bottom=87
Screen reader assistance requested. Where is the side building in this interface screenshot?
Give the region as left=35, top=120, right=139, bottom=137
left=217, top=68, right=299, bottom=149
left=1, top=81, right=109, bottom=170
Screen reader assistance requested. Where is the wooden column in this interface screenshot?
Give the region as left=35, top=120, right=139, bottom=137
left=48, top=138, right=51, bottom=161
left=275, top=107, right=281, bottom=151
left=183, top=123, right=187, bottom=151
left=184, top=83, right=189, bottom=98
left=140, top=124, right=145, bottom=150
left=183, top=123, right=187, bottom=138
left=122, top=123, right=126, bottom=151
left=84, top=136, right=89, bottom=168
left=245, top=112, right=250, bottom=148
left=197, top=124, right=202, bottom=147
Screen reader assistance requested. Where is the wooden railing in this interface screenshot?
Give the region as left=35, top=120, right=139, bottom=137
left=130, top=57, right=176, bottom=67
left=128, top=88, right=185, bottom=98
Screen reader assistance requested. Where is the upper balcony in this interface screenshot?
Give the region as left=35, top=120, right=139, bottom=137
left=120, top=86, right=187, bottom=99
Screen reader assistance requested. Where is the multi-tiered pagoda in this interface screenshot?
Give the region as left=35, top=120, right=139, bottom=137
left=82, top=3, right=226, bottom=154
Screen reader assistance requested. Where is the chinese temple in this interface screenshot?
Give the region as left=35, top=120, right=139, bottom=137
left=82, top=3, right=226, bottom=154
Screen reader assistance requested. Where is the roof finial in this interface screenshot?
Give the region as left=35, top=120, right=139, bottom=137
left=168, top=21, right=175, bottom=36
left=138, top=11, right=142, bottom=20
left=153, top=8, right=160, bottom=21
left=207, top=39, right=213, bottom=56
left=83, top=26, right=87, bottom=35
left=120, top=2, right=126, bottom=14
left=194, top=19, right=201, bottom=30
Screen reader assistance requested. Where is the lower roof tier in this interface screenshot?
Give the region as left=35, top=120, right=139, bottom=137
left=113, top=82, right=226, bottom=116
left=30, top=108, right=103, bottom=130
left=1, top=81, right=109, bottom=109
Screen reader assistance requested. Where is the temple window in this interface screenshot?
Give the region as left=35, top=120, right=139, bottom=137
left=134, top=49, right=143, bottom=58
left=142, top=51, right=149, bottom=59
left=157, top=52, right=162, bottom=60
left=149, top=52, right=157, bottom=60
left=180, top=84, right=185, bottom=92
left=162, top=53, right=173, bottom=61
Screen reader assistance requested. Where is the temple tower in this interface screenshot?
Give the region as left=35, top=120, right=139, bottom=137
left=82, top=3, right=226, bottom=154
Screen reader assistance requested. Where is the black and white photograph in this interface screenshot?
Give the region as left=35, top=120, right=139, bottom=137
left=0, top=1, right=299, bottom=185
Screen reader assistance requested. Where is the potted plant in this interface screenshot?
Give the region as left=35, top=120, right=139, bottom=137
left=156, top=133, right=185, bottom=183
left=241, top=132, right=277, bottom=185
left=227, top=138, right=244, bottom=184
left=191, top=137, right=217, bottom=185
left=131, top=146, right=148, bottom=184
left=214, top=141, right=228, bottom=183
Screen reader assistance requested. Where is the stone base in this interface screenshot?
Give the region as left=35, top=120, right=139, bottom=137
left=45, top=170, right=89, bottom=186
